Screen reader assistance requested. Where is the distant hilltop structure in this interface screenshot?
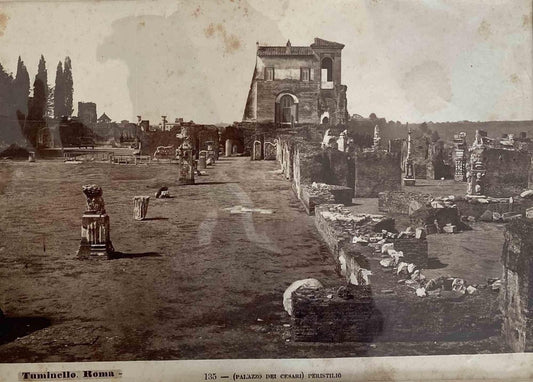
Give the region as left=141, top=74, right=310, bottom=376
left=242, top=37, right=349, bottom=126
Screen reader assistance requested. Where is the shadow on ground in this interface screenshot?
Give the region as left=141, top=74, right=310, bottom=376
left=109, top=251, right=161, bottom=259
left=426, top=257, right=448, bottom=269
left=0, top=317, right=51, bottom=345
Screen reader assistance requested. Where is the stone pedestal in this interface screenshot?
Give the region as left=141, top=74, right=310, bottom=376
left=198, top=157, right=207, bottom=170
left=404, top=161, right=416, bottom=186
left=77, top=185, right=114, bottom=259
left=403, top=178, right=416, bottom=186
left=198, top=151, right=207, bottom=170
left=178, top=148, right=195, bottom=185
left=28, top=152, right=36, bottom=162
left=133, top=196, right=150, bottom=220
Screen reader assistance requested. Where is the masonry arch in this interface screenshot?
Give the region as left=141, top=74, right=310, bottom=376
left=275, top=92, right=299, bottom=125
left=320, top=111, right=330, bottom=125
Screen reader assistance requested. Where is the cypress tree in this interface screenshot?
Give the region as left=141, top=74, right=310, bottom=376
left=63, top=56, right=73, bottom=117
left=53, top=61, right=64, bottom=119
left=13, top=56, right=30, bottom=117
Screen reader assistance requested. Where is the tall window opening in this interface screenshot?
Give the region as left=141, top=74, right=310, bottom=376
left=275, top=93, right=298, bottom=125
left=300, top=68, right=310, bottom=81
left=265, top=67, right=274, bottom=81
left=321, top=57, right=333, bottom=82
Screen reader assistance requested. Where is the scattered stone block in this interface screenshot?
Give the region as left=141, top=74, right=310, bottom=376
left=520, top=190, right=533, bottom=198
left=443, top=224, right=457, bottom=233
left=493, top=212, right=502, bottom=221
left=155, top=186, right=168, bottom=198
left=479, top=210, right=493, bottom=222
left=502, top=212, right=522, bottom=222
left=526, top=207, right=533, bottom=219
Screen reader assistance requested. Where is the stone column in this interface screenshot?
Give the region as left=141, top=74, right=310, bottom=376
left=133, top=196, right=150, bottom=220
left=77, top=184, right=114, bottom=258
left=403, top=125, right=416, bottom=186
left=500, top=218, right=533, bottom=352
left=28, top=151, right=36, bottom=162
left=225, top=139, right=233, bottom=157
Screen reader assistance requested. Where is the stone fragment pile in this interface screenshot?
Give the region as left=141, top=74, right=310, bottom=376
left=378, top=240, right=493, bottom=298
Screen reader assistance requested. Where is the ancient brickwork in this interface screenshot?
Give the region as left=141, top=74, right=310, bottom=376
left=291, top=286, right=499, bottom=342
left=470, top=147, right=530, bottom=197
left=257, top=80, right=321, bottom=124
left=354, top=151, right=401, bottom=198
left=500, top=219, right=533, bottom=352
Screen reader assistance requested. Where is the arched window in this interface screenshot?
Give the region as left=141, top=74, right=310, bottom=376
left=275, top=93, right=299, bottom=125
left=321, top=57, right=333, bottom=82
left=280, top=95, right=294, bottom=124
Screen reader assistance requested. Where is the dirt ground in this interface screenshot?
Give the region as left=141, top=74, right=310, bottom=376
left=0, top=157, right=507, bottom=362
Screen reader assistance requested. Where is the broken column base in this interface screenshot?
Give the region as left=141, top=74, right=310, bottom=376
left=77, top=214, right=114, bottom=259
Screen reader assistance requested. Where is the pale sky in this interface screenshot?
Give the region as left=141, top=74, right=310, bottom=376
left=0, top=0, right=531, bottom=124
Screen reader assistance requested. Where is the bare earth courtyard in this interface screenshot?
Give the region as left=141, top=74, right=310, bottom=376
left=0, top=158, right=507, bottom=362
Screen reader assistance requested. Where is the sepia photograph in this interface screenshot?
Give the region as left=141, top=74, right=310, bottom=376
left=0, top=0, right=532, bottom=379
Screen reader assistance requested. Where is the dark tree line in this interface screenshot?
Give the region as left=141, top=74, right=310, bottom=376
left=0, top=54, right=73, bottom=148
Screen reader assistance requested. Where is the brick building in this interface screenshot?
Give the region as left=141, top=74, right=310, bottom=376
left=242, top=38, right=349, bottom=126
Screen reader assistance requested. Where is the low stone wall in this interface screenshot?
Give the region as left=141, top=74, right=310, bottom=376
left=378, top=190, right=533, bottom=222
left=472, top=147, right=531, bottom=197
left=314, top=204, right=395, bottom=261
left=299, top=183, right=352, bottom=215
left=291, top=286, right=499, bottom=343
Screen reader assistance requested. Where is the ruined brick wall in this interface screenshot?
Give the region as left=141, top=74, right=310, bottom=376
left=314, top=205, right=352, bottom=258
left=292, top=287, right=499, bottom=342
left=257, top=80, right=320, bottom=124
left=354, top=151, right=402, bottom=198
left=322, top=148, right=353, bottom=189
left=293, top=141, right=326, bottom=196
left=473, top=147, right=531, bottom=197
left=500, top=219, right=533, bottom=352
